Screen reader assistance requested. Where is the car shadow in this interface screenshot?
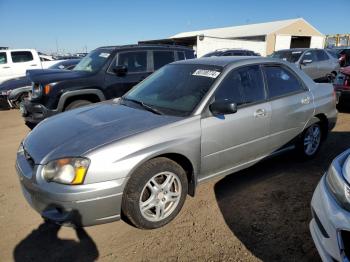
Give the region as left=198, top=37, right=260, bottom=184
left=214, top=131, right=350, bottom=262
left=13, top=212, right=99, bottom=262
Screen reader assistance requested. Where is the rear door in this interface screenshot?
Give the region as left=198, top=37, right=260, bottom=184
left=315, top=50, right=334, bottom=78
left=263, top=65, right=314, bottom=152
left=200, top=65, right=271, bottom=179
left=104, top=50, right=151, bottom=98
left=152, top=50, right=176, bottom=70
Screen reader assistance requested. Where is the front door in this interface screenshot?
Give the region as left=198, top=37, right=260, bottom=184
left=200, top=65, right=271, bottom=180
left=104, top=50, right=152, bottom=99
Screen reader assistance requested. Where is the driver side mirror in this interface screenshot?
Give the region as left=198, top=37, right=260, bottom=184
left=301, top=59, right=313, bottom=65
left=113, top=65, right=128, bottom=76
left=209, top=100, right=237, bottom=115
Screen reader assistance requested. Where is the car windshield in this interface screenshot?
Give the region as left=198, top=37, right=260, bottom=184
left=272, top=50, right=304, bottom=63
left=123, top=64, right=222, bottom=116
left=73, top=49, right=111, bottom=72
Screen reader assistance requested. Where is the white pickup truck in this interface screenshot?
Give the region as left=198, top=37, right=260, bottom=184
left=0, top=49, right=63, bottom=84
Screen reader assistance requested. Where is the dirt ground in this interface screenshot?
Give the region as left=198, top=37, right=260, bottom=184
left=0, top=109, right=350, bottom=262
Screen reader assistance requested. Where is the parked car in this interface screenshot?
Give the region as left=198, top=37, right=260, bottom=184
left=0, top=49, right=64, bottom=84
left=202, top=49, right=260, bottom=57
left=327, top=47, right=350, bottom=67
left=0, top=59, right=80, bottom=110
left=271, top=48, right=340, bottom=82
left=21, top=44, right=195, bottom=127
left=16, top=57, right=337, bottom=229
left=310, top=149, right=350, bottom=261
left=334, top=66, right=350, bottom=106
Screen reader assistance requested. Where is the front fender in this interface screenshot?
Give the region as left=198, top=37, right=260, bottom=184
left=56, top=89, right=106, bottom=111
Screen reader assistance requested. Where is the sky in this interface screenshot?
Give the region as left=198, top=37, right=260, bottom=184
left=1, top=0, right=349, bottom=54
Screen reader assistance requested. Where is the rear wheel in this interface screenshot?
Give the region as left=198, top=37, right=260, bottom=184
left=64, top=100, right=92, bottom=111
left=122, top=157, right=188, bottom=229
left=296, top=123, right=322, bottom=159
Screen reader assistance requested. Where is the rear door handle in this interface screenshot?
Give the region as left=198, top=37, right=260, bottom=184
left=301, top=97, right=311, bottom=105
left=254, top=109, right=267, bottom=118
left=30, top=64, right=38, bottom=66
left=2, top=66, right=10, bottom=69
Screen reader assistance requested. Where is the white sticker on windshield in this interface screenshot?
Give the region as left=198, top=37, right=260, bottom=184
left=192, top=69, right=220, bottom=78
left=99, top=53, right=110, bottom=58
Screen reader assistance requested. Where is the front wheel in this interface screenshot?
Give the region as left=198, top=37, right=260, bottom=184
left=122, top=157, right=188, bottom=229
left=297, top=123, right=322, bottom=159
left=64, top=100, right=92, bottom=111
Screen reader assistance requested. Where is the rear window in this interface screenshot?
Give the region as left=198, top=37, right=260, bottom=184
left=153, top=51, right=175, bottom=70
left=0, top=52, right=7, bottom=64
left=11, top=51, right=33, bottom=63
left=316, top=50, right=329, bottom=61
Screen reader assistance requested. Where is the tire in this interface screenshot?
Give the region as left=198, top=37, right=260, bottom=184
left=296, top=122, right=322, bottom=159
left=122, top=157, right=188, bottom=229
left=64, top=100, right=92, bottom=111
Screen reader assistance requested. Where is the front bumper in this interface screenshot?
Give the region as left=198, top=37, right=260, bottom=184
left=16, top=152, right=126, bottom=227
left=310, top=176, right=350, bottom=262
left=21, top=100, right=57, bottom=124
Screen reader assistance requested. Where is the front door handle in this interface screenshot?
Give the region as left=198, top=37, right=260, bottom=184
left=301, top=97, right=311, bottom=105
left=2, top=66, right=10, bottom=69
left=254, top=109, right=267, bottom=118
left=30, top=64, right=38, bottom=66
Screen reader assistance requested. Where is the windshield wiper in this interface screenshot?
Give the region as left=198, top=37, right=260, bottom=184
left=122, top=97, right=163, bottom=115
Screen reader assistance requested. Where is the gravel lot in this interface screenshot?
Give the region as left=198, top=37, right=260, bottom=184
left=0, top=109, right=349, bottom=262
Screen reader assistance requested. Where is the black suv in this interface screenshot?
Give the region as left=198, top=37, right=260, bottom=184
left=22, top=44, right=195, bottom=127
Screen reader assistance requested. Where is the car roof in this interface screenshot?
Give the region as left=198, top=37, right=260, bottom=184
left=97, top=44, right=194, bottom=51
left=173, top=56, right=285, bottom=67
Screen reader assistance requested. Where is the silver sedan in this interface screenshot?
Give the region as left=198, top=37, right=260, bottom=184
left=16, top=57, right=337, bottom=229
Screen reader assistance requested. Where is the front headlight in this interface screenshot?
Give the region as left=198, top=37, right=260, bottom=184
left=42, top=157, right=90, bottom=185
left=326, top=155, right=350, bottom=210
left=32, top=83, right=42, bottom=98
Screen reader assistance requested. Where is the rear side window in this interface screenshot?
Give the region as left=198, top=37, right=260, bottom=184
left=0, top=52, right=7, bottom=64
left=215, top=65, right=265, bottom=105
left=118, top=51, right=147, bottom=73
left=177, top=51, right=185, bottom=61
left=316, top=50, right=329, bottom=61
left=264, top=66, right=304, bottom=98
left=153, top=51, right=175, bottom=70
left=11, top=51, right=33, bottom=63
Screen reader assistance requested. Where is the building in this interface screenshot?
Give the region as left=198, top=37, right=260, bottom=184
left=325, top=34, right=350, bottom=48
left=140, top=18, right=325, bottom=57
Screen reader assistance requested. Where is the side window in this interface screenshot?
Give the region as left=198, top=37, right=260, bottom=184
left=222, top=52, right=232, bottom=56
left=176, top=51, right=185, bottom=61
left=214, top=70, right=244, bottom=105
left=153, top=51, right=175, bottom=70
left=316, top=50, right=329, bottom=61
left=11, top=51, right=33, bottom=63
left=0, top=52, right=7, bottom=64
left=264, top=66, right=304, bottom=98
left=237, top=65, right=265, bottom=104
left=303, top=51, right=317, bottom=62
left=117, top=51, right=147, bottom=73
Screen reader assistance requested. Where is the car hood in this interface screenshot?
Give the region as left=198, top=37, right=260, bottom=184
left=0, top=76, right=30, bottom=92
left=27, top=69, right=91, bottom=84
left=23, top=101, right=182, bottom=164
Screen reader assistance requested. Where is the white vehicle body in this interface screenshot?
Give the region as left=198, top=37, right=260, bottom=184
left=310, top=149, right=350, bottom=261
left=0, top=49, right=64, bottom=84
